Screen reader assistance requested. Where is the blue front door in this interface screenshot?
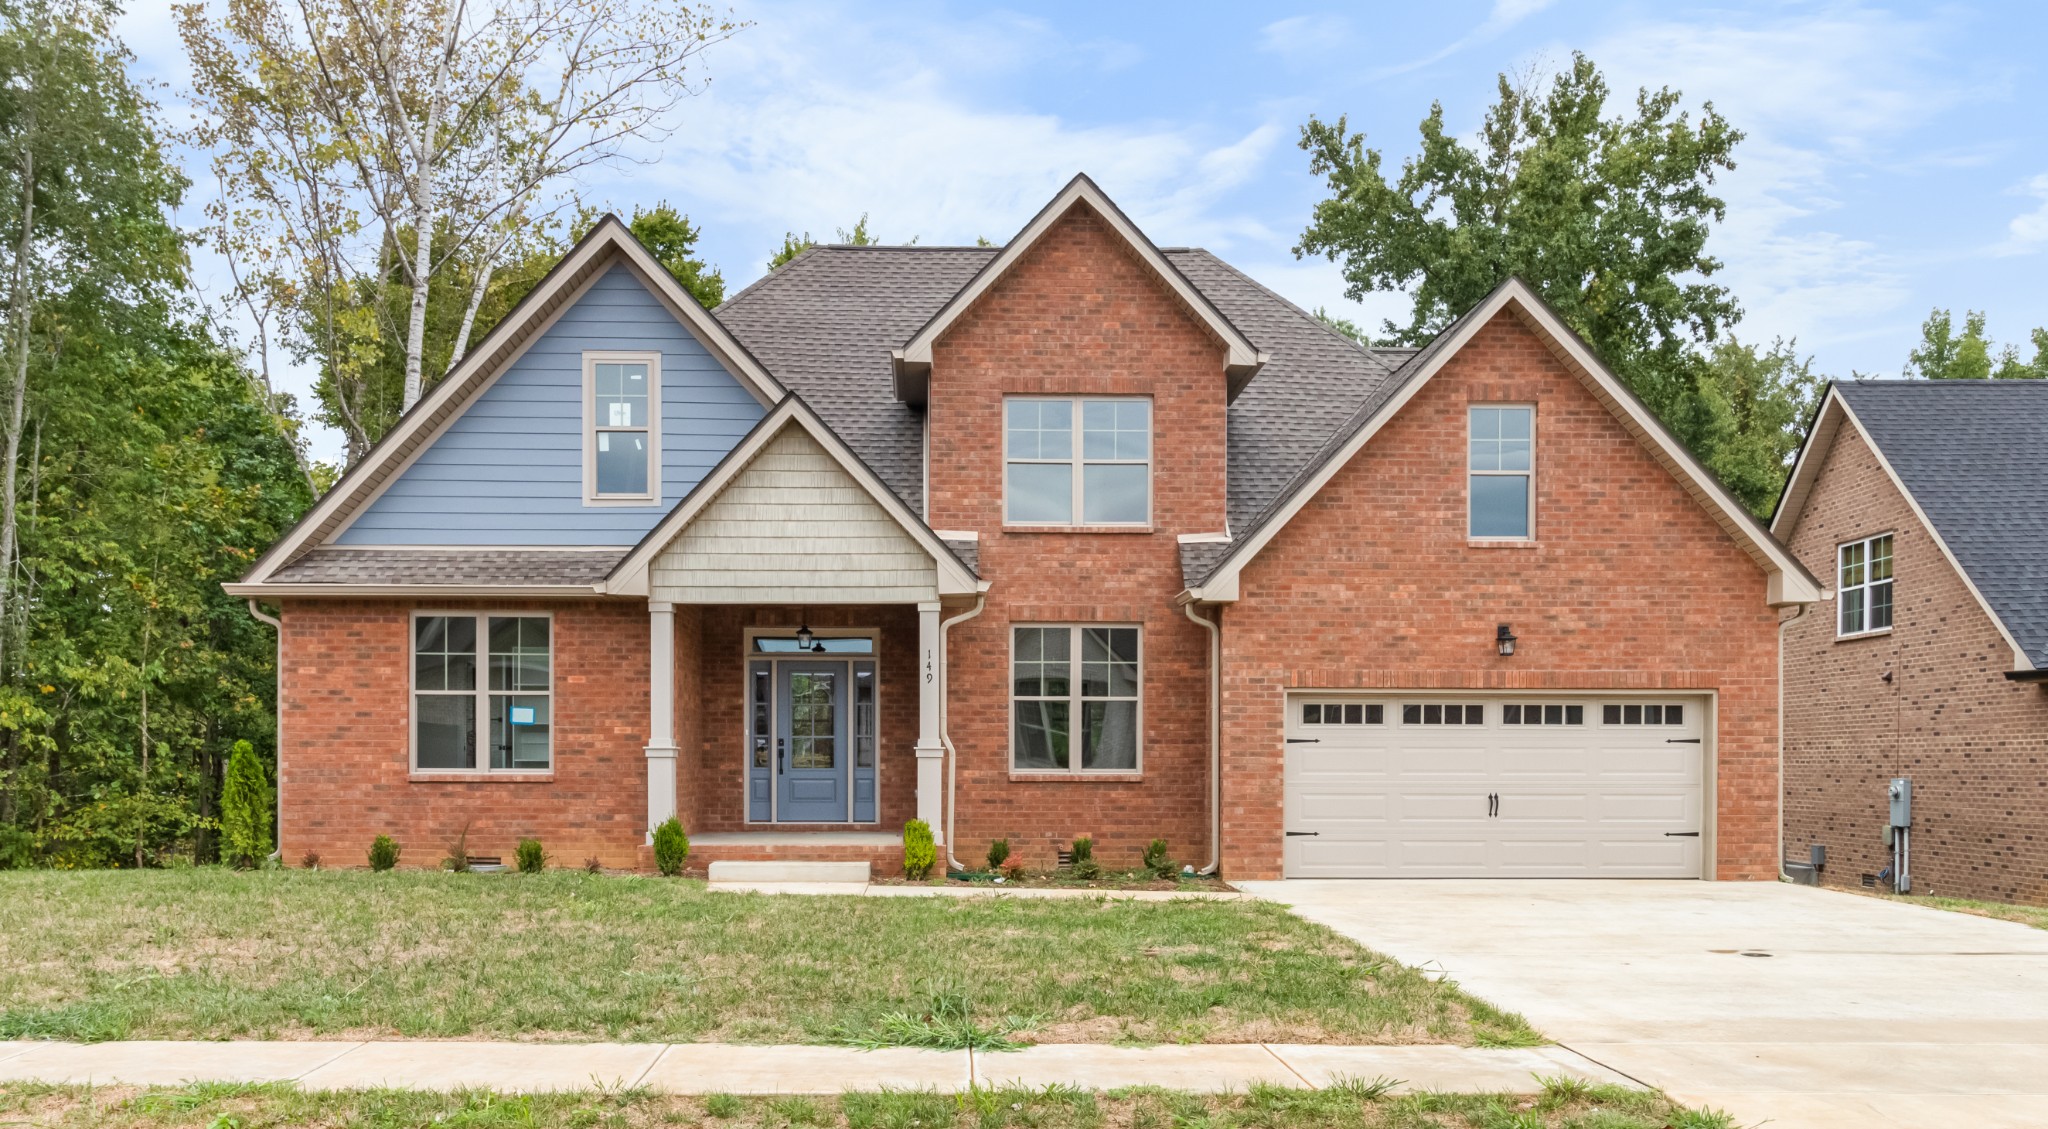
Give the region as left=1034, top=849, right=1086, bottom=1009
left=777, top=661, right=848, bottom=822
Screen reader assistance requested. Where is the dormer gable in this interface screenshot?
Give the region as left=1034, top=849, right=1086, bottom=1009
left=889, top=174, right=1266, bottom=407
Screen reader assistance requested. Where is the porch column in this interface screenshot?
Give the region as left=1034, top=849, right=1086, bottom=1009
left=646, top=600, right=679, bottom=837
left=915, top=600, right=945, bottom=842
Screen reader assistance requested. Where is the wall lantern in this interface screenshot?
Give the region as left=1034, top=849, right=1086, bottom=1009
left=1496, top=623, right=1517, bottom=657
left=795, top=623, right=815, bottom=651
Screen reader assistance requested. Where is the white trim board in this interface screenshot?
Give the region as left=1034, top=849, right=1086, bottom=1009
left=1184, top=278, right=1822, bottom=610
left=890, top=174, right=1266, bottom=406
left=1773, top=386, right=2033, bottom=670
left=237, top=216, right=785, bottom=586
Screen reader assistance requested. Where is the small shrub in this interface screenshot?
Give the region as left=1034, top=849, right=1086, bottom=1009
left=1070, top=835, right=1101, bottom=880
left=902, top=819, right=936, bottom=880
left=985, top=838, right=1010, bottom=872
left=219, top=740, right=273, bottom=869
left=653, top=818, right=689, bottom=876
left=1142, top=838, right=1176, bottom=879
left=584, top=856, right=603, bottom=875
left=516, top=838, right=547, bottom=874
left=1003, top=862, right=1025, bottom=882
left=443, top=821, right=472, bottom=872
left=367, top=835, right=401, bottom=872
left=299, top=851, right=321, bottom=870
left=703, top=1093, right=743, bottom=1119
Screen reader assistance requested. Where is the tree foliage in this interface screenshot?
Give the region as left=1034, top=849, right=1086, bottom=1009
left=766, top=213, right=911, bottom=271
left=1905, top=308, right=2048, bottom=381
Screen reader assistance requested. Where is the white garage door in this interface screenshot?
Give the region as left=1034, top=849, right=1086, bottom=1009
left=1283, top=695, right=1706, bottom=878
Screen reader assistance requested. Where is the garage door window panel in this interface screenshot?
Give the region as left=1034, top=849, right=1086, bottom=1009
left=1013, top=626, right=1140, bottom=773
left=1403, top=703, right=1485, bottom=725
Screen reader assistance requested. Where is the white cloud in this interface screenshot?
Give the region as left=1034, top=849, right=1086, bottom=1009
left=1258, top=15, right=1352, bottom=59
left=1376, top=0, right=1558, bottom=78
left=1997, top=174, right=2048, bottom=255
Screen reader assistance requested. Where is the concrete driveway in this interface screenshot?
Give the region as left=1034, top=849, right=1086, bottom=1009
left=1237, top=879, right=2048, bottom=1129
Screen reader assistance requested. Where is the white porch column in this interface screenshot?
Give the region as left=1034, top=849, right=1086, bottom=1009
left=914, top=600, right=945, bottom=842
left=645, top=600, right=679, bottom=837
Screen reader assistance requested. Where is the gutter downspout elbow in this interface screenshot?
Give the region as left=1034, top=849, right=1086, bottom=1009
left=1184, top=601, right=1222, bottom=876
left=245, top=600, right=284, bottom=862
left=939, top=594, right=987, bottom=871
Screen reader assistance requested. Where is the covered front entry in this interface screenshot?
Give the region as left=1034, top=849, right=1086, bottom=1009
left=1282, top=693, right=1709, bottom=878
left=746, top=633, right=879, bottom=823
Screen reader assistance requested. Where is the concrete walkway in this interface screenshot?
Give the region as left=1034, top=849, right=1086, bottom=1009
left=0, top=1039, right=1633, bottom=1096
left=1241, top=879, right=2048, bottom=1129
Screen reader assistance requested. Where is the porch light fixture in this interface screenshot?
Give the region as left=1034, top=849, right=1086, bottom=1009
left=795, top=623, right=814, bottom=651
left=1495, top=623, right=1517, bottom=657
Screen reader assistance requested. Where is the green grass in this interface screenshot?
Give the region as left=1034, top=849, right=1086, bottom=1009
left=0, top=1081, right=1737, bottom=1129
left=1881, top=892, right=2048, bottom=931
left=0, top=869, right=1539, bottom=1047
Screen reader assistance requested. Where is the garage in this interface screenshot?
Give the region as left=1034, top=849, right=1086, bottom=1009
left=1283, top=695, right=1708, bottom=878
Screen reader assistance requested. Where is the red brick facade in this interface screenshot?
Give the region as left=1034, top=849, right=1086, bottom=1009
left=277, top=208, right=1792, bottom=880
left=1780, top=422, right=2048, bottom=904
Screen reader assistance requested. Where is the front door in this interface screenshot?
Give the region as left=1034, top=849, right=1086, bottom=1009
left=777, top=661, right=848, bottom=822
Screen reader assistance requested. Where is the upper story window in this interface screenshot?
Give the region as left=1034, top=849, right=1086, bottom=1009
left=414, top=613, right=552, bottom=773
left=1004, top=397, right=1150, bottom=526
left=1838, top=533, right=1893, bottom=636
left=1469, top=405, right=1533, bottom=539
left=584, top=352, right=661, bottom=503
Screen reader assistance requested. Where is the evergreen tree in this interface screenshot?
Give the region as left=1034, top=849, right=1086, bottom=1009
left=219, top=739, right=271, bottom=868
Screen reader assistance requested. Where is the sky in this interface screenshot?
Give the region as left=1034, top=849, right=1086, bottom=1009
left=120, top=1, right=2048, bottom=465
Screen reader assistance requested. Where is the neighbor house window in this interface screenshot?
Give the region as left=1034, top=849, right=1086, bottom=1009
left=1004, top=398, right=1150, bottom=525
left=414, top=613, right=552, bottom=771
left=1012, top=626, right=1140, bottom=772
left=1469, top=405, right=1533, bottom=538
left=1838, top=534, right=1894, bottom=636
left=584, top=352, right=660, bottom=502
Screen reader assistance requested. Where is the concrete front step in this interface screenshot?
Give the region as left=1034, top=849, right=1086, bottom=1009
left=706, top=859, right=872, bottom=883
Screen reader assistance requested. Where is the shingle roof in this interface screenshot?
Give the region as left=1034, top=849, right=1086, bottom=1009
left=717, top=245, right=1411, bottom=564
left=269, top=548, right=622, bottom=587
left=1834, top=379, right=2048, bottom=667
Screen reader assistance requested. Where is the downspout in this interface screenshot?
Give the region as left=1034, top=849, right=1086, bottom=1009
left=246, top=600, right=284, bottom=862
left=1183, top=601, right=1221, bottom=876
left=1776, top=601, right=1806, bottom=879
left=939, top=593, right=986, bottom=871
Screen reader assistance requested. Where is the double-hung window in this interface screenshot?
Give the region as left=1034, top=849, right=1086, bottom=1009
left=1469, top=405, right=1534, bottom=538
left=585, top=352, right=660, bottom=502
left=1011, top=625, right=1140, bottom=772
left=1838, top=534, right=1894, bottom=636
left=414, top=613, right=553, bottom=772
left=1004, top=398, right=1150, bottom=525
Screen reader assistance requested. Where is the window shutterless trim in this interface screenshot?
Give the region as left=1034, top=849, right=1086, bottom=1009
left=582, top=350, right=662, bottom=506
left=1836, top=532, right=1895, bottom=639
left=1008, top=623, right=1143, bottom=774
left=1467, top=403, right=1535, bottom=541
left=409, top=609, right=555, bottom=775
left=1002, top=396, right=1153, bottom=527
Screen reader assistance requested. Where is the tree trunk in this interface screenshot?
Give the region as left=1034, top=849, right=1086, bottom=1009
left=399, top=0, right=463, bottom=412
left=0, top=139, right=35, bottom=677
left=447, top=244, right=498, bottom=368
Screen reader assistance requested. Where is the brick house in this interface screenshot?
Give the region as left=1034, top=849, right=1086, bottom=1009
left=228, top=176, right=1818, bottom=880
left=1772, top=380, right=2048, bottom=903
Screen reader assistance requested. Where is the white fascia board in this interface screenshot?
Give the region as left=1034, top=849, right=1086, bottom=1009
left=239, top=217, right=783, bottom=586
left=605, top=398, right=981, bottom=599
left=894, top=175, right=1260, bottom=385
left=1829, top=396, right=2034, bottom=671
left=1769, top=387, right=1846, bottom=540
left=1191, top=279, right=1821, bottom=608
left=222, top=583, right=606, bottom=599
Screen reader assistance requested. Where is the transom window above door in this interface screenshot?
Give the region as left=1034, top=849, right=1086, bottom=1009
left=1837, top=533, right=1893, bottom=637
left=1469, top=405, right=1533, bottom=539
left=1004, top=397, right=1151, bottom=525
left=584, top=352, right=661, bottom=503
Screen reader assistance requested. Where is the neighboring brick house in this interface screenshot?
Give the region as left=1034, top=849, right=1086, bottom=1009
left=229, top=176, right=1818, bottom=880
left=1773, top=380, right=2048, bottom=903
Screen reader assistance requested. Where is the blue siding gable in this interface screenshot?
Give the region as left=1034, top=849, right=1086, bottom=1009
left=337, top=265, right=768, bottom=545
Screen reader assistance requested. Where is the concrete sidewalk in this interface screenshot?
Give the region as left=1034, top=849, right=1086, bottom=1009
left=0, top=1039, right=1636, bottom=1096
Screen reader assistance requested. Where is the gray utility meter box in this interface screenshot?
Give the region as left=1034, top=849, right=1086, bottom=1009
left=1888, top=778, right=1912, bottom=828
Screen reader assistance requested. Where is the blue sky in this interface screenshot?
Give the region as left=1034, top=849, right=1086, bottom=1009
left=124, top=1, right=2048, bottom=463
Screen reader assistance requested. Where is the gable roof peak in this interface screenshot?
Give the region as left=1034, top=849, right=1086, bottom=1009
left=889, top=173, right=1265, bottom=405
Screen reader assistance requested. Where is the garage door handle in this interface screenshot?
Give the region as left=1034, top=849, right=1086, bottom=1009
left=1285, top=831, right=1319, bottom=837
left=1666, top=738, right=1701, bottom=744
left=1285, top=738, right=1320, bottom=744
left=1665, top=831, right=1700, bottom=837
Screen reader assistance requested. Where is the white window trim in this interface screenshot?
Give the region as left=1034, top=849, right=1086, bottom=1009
left=1002, top=395, right=1153, bottom=527
left=1836, top=532, right=1895, bottom=639
left=1467, top=403, right=1535, bottom=541
left=410, top=610, right=556, bottom=775
left=1009, top=623, right=1144, bottom=774
left=582, top=350, right=663, bottom=506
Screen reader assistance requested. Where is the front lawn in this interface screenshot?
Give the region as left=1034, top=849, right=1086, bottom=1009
left=0, top=1080, right=1737, bottom=1129
left=0, top=870, right=1537, bottom=1047
left=1880, top=891, right=2048, bottom=931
